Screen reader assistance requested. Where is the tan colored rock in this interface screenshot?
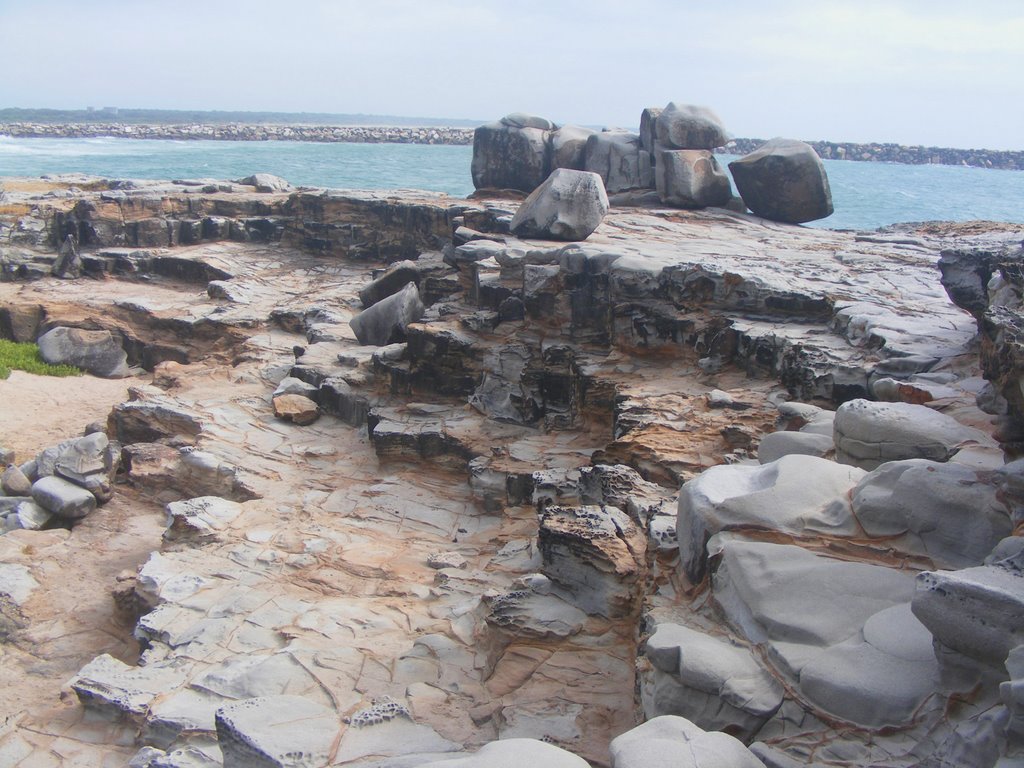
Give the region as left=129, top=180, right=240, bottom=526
left=272, top=393, right=320, bottom=425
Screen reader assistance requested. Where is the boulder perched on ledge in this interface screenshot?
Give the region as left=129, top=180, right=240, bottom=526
left=655, top=149, right=732, bottom=208
left=509, top=169, right=609, bottom=241
left=350, top=281, right=425, bottom=346
left=472, top=113, right=554, bottom=192
left=729, top=138, right=834, bottom=224
left=655, top=102, right=729, bottom=150
left=37, top=326, right=129, bottom=377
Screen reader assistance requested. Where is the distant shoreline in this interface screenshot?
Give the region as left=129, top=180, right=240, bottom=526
left=1, top=122, right=1021, bottom=171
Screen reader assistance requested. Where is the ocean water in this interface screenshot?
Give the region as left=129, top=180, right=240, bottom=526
left=1, top=135, right=1022, bottom=232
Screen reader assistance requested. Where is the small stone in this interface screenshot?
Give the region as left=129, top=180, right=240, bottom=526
left=31, top=475, right=97, bottom=519
left=1, top=464, right=32, bottom=496
left=272, top=394, right=320, bottom=426
left=427, top=552, right=468, bottom=570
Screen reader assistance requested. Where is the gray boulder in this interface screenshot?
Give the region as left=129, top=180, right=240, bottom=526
left=550, top=125, right=596, bottom=171
left=235, top=173, right=292, bottom=193
left=757, top=431, right=833, bottom=463
left=4, top=499, right=53, bottom=531
left=37, top=326, right=129, bottom=378
left=31, top=475, right=97, bottom=519
left=1, top=464, right=32, bottom=496
left=655, top=149, right=732, bottom=208
left=609, top=715, right=766, bottom=768
left=654, top=103, right=729, bottom=150
left=583, top=131, right=647, bottom=192
left=509, top=169, right=609, bottom=242
left=215, top=695, right=340, bottom=768
left=728, top=139, right=833, bottom=224
left=834, top=398, right=987, bottom=469
left=677, top=455, right=864, bottom=582
left=421, top=738, right=589, bottom=768
left=359, top=260, right=421, bottom=308
left=912, top=550, right=1024, bottom=665
left=639, top=107, right=663, bottom=155
left=350, top=282, right=425, bottom=346
left=472, top=114, right=554, bottom=192
left=641, top=622, right=783, bottom=740
left=852, top=459, right=1012, bottom=567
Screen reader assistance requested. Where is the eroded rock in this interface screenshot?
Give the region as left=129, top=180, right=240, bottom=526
left=509, top=169, right=609, bottom=242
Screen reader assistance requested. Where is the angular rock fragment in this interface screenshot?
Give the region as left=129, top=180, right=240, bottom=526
left=359, top=259, right=421, bottom=308
left=164, top=496, right=242, bottom=541
left=583, top=131, right=645, bottom=193
left=215, top=695, right=339, bottom=768
left=1, top=464, right=32, bottom=496
left=234, top=173, right=292, bottom=193
left=71, top=654, right=187, bottom=719
left=37, top=326, right=129, bottom=377
left=655, top=149, right=732, bottom=208
left=272, top=393, right=320, bottom=425
left=729, top=138, right=833, bottom=224
left=509, top=169, right=609, bottom=242
left=655, top=103, right=729, bottom=150
left=350, top=282, right=425, bottom=346
left=31, top=475, right=97, bottom=519
left=538, top=504, right=645, bottom=619
left=52, top=233, right=82, bottom=278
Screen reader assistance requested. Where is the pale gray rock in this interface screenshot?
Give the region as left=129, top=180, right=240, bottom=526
left=648, top=515, right=678, bottom=552
left=677, top=455, right=864, bottom=582
left=206, top=280, right=251, bottom=304
left=235, top=173, right=292, bottom=193
left=757, top=431, right=834, bottom=463
left=164, top=496, right=242, bottom=541
left=852, top=459, right=1012, bottom=567
left=609, top=715, right=766, bottom=768
left=0, top=447, right=13, bottom=465
left=641, top=622, right=783, bottom=740
left=1, top=464, right=32, bottom=496
left=31, top=475, right=97, bottom=519
left=472, top=115, right=553, bottom=192
left=359, top=260, right=421, bottom=308
left=639, top=107, right=663, bottom=154
left=0, top=563, right=39, bottom=604
left=1003, top=644, right=1024, bottom=740
left=271, top=376, right=318, bottom=399
left=484, top=589, right=587, bottom=640
left=215, top=695, right=339, bottom=768
left=509, top=169, right=609, bottom=242
left=336, top=701, right=459, bottom=763
left=550, top=125, right=596, bottom=171
left=834, top=398, right=986, bottom=469
left=71, top=653, right=187, bottom=718
left=427, top=551, right=468, bottom=570
left=655, top=149, right=732, bottom=208
left=654, top=103, right=729, bottom=150
left=5, top=499, right=53, bottom=531
left=583, top=131, right=646, bottom=193
left=987, top=537, right=1024, bottom=565
left=710, top=537, right=917, bottom=657
left=420, top=738, right=589, bottom=768
left=798, top=603, right=940, bottom=727
left=912, top=551, right=1024, bottom=665
left=350, top=282, right=425, bottom=346
left=37, top=325, right=129, bottom=377
left=728, top=139, right=833, bottom=224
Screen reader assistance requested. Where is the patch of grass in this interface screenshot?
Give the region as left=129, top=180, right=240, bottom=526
left=0, top=340, right=83, bottom=379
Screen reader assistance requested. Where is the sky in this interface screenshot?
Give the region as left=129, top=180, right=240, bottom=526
left=1, top=0, right=1022, bottom=150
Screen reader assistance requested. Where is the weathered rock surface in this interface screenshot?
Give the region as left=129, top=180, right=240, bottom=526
left=609, top=715, right=766, bottom=768
left=350, top=281, right=425, bottom=346
left=655, top=103, right=729, bottom=150
left=214, top=696, right=338, bottom=768
left=729, top=139, right=833, bottom=224
left=472, top=114, right=553, bottom=192
left=37, top=325, right=130, bottom=377
left=31, top=475, right=97, bottom=519
left=234, top=173, right=293, bottom=193
left=583, top=131, right=646, bottom=193
left=509, top=169, right=609, bottom=241
left=655, top=149, right=732, bottom=208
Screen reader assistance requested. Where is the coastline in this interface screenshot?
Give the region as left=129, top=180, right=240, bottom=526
left=1, top=122, right=1022, bottom=170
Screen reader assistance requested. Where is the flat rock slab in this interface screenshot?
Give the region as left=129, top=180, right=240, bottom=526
left=215, top=695, right=339, bottom=768
left=72, top=654, right=188, bottom=718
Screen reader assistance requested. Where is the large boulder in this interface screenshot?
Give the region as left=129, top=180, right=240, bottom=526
left=37, top=326, right=129, bottom=378
left=350, top=281, right=425, bottom=346
left=655, top=149, right=732, bottom=208
left=912, top=550, right=1024, bottom=665
left=583, top=131, right=648, bottom=192
left=852, top=459, right=1012, bottom=567
left=834, top=399, right=988, bottom=469
left=677, top=455, right=864, bottom=582
left=509, top=169, right=609, bottom=242
left=609, top=715, right=766, bottom=768
left=654, top=103, right=729, bottom=150
left=550, top=125, right=596, bottom=171
left=728, top=139, right=833, bottom=224
left=472, top=113, right=554, bottom=193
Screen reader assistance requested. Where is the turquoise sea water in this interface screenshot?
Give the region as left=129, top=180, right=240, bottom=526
left=1, top=136, right=1022, bottom=232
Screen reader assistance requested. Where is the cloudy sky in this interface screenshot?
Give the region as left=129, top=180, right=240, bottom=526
left=1, top=0, right=1021, bottom=149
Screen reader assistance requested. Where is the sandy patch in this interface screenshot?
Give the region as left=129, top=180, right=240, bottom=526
left=0, top=370, right=132, bottom=463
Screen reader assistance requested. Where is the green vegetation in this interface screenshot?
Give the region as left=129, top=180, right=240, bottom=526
left=0, top=340, right=82, bottom=379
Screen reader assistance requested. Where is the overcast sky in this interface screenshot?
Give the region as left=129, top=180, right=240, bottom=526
left=1, top=0, right=1021, bottom=150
